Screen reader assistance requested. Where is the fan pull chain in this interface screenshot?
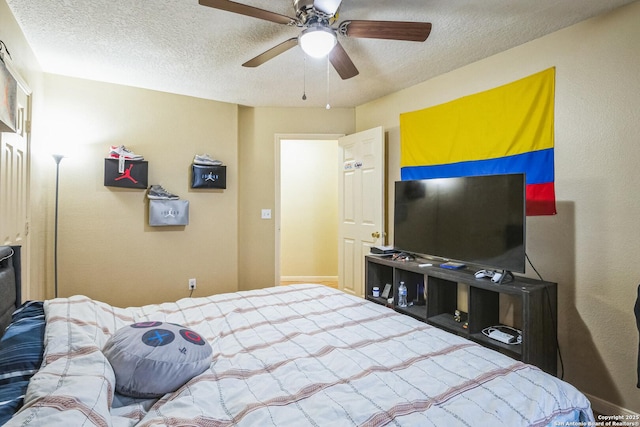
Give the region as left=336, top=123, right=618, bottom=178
left=325, top=56, right=331, bottom=110
left=302, top=55, right=307, bottom=101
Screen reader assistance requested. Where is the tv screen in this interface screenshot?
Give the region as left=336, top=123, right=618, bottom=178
left=394, top=174, right=526, bottom=273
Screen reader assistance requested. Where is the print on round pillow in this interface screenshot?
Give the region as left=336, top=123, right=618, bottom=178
left=103, top=321, right=212, bottom=398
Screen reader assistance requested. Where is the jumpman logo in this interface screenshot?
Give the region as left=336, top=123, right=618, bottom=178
left=204, top=172, right=218, bottom=182
left=114, top=164, right=138, bottom=183
left=162, top=209, right=179, bottom=218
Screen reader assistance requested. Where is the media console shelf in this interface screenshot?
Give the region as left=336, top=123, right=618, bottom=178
left=365, top=255, right=558, bottom=375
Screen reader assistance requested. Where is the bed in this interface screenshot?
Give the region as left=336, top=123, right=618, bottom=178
left=0, top=246, right=594, bottom=426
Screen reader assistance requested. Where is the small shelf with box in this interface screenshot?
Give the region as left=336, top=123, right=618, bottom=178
left=365, top=260, right=393, bottom=305
left=104, top=159, right=148, bottom=189
left=191, top=164, right=226, bottom=189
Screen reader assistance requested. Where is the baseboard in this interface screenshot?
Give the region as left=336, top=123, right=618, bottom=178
left=585, top=392, right=639, bottom=418
left=280, top=276, right=338, bottom=283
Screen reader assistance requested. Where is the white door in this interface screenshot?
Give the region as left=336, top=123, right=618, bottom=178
left=338, top=127, right=384, bottom=297
left=0, top=78, right=30, bottom=294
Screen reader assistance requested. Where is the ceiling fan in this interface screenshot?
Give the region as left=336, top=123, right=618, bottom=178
left=198, top=0, right=432, bottom=80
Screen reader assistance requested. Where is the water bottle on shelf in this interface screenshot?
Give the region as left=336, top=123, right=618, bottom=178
left=398, top=281, right=408, bottom=307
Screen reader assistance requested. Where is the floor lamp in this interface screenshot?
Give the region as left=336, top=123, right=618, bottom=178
left=52, top=154, right=64, bottom=298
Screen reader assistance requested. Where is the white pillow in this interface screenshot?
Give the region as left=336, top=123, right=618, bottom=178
left=103, top=321, right=212, bottom=398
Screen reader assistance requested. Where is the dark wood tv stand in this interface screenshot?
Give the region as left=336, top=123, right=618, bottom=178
left=365, top=255, right=558, bottom=375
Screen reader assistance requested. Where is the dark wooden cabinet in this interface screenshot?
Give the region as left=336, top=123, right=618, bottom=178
left=365, top=255, right=558, bottom=375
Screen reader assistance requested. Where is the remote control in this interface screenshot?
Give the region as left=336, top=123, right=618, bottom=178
left=488, top=329, right=516, bottom=344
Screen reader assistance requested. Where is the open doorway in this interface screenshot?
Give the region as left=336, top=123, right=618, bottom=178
left=275, top=135, right=341, bottom=288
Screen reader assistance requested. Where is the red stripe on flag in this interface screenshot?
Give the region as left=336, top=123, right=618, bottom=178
left=526, top=182, right=556, bottom=216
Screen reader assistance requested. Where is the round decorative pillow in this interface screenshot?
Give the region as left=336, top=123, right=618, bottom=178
left=103, top=321, right=212, bottom=398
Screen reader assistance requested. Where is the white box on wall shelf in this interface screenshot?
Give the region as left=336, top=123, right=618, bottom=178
left=149, top=200, right=189, bottom=226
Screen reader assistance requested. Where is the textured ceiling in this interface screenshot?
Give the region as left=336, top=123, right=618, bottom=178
left=5, top=0, right=636, bottom=108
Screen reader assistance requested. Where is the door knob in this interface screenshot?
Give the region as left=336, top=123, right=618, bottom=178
left=371, top=231, right=381, bottom=239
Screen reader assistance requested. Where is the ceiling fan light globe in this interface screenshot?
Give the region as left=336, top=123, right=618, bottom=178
left=299, top=26, right=337, bottom=58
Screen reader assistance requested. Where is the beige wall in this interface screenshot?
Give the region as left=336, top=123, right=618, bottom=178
left=2, top=0, right=357, bottom=305
left=41, top=74, right=240, bottom=306
left=356, top=1, right=640, bottom=414
left=237, top=106, right=354, bottom=291
left=280, top=139, right=338, bottom=278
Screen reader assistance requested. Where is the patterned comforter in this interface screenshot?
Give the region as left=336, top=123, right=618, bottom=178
left=0, top=301, right=45, bottom=425
left=6, top=284, right=593, bottom=426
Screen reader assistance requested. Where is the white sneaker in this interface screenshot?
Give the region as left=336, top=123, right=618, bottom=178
left=193, top=154, right=222, bottom=166
left=147, top=185, right=179, bottom=200
left=109, top=145, right=144, bottom=161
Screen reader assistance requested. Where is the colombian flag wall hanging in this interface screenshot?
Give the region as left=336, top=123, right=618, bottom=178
left=399, top=67, right=556, bottom=216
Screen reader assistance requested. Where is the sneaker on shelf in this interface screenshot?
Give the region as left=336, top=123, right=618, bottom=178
left=147, top=185, right=179, bottom=200
left=109, top=145, right=144, bottom=161
left=193, top=154, right=223, bottom=166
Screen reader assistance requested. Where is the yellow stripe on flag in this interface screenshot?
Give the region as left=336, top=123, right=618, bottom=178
left=400, top=68, right=555, bottom=168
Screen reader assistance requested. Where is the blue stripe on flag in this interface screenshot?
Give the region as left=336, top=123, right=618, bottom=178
left=401, top=148, right=554, bottom=185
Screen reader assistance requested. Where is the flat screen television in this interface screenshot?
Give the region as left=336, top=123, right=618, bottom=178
left=394, top=173, right=526, bottom=273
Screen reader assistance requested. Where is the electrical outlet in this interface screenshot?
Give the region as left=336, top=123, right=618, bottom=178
left=188, top=278, right=196, bottom=290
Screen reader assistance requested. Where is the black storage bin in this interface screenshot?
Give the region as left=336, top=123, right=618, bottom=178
left=104, top=159, right=148, bottom=189
left=191, top=164, right=226, bottom=189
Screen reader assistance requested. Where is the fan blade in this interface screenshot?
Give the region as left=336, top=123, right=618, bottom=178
left=329, top=42, right=359, bottom=80
left=313, top=0, right=343, bottom=16
left=242, top=38, right=298, bottom=68
left=340, top=20, right=432, bottom=42
left=199, top=0, right=296, bottom=25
